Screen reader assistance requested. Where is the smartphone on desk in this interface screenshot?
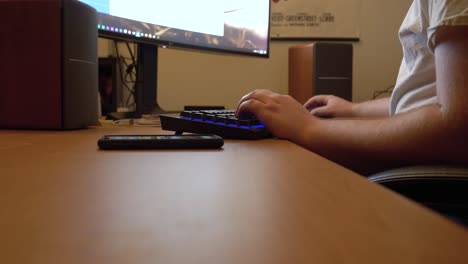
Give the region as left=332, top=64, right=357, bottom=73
left=98, top=134, right=224, bottom=150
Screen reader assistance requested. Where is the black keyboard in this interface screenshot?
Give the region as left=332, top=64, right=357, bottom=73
left=160, top=110, right=271, bottom=139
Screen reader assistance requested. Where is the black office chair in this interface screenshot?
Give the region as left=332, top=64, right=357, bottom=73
left=368, top=165, right=468, bottom=226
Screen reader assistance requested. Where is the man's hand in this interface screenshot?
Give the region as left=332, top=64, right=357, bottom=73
left=236, top=89, right=315, bottom=141
left=304, top=95, right=354, bottom=118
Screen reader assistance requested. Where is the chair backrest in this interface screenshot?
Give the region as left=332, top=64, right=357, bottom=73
left=368, top=165, right=468, bottom=226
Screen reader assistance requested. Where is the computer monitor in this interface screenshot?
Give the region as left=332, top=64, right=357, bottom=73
left=80, top=0, right=271, bottom=116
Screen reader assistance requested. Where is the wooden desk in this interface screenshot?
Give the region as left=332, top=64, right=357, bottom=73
left=1, top=126, right=467, bottom=263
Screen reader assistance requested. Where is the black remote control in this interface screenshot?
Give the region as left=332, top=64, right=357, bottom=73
left=98, top=134, right=224, bottom=150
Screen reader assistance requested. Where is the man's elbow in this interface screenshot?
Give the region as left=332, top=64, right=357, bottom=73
left=442, top=109, right=468, bottom=163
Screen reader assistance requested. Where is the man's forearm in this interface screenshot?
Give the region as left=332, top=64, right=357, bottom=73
left=351, top=97, right=390, bottom=118
left=299, top=104, right=468, bottom=174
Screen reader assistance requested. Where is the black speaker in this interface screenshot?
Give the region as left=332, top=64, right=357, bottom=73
left=288, top=42, right=353, bottom=104
left=0, top=0, right=98, bottom=129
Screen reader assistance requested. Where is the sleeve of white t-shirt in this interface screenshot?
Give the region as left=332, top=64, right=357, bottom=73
left=427, top=0, right=468, bottom=52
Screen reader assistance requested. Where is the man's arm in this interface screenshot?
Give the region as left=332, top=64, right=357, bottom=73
left=304, top=95, right=390, bottom=118
left=237, top=26, right=468, bottom=175
left=299, top=25, right=468, bottom=174
left=352, top=97, right=390, bottom=118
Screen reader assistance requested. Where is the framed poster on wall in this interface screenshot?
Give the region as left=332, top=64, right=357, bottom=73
left=270, top=0, right=361, bottom=40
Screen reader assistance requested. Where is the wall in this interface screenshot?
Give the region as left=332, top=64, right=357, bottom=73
left=99, top=0, right=411, bottom=111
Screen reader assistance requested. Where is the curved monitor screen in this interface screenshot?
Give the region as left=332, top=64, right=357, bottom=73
left=80, top=0, right=271, bottom=57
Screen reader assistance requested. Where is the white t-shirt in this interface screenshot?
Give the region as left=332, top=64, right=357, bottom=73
left=389, top=0, right=468, bottom=115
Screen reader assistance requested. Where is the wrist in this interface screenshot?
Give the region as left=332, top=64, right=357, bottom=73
left=294, top=115, right=320, bottom=148
left=348, top=103, right=358, bottom=117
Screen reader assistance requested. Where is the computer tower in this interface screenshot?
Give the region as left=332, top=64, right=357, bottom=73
left=288, top=43, right=353, bottom=104
left=0, top=0, right=98, bottom=129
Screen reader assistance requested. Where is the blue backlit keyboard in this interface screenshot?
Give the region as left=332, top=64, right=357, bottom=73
left=160, top=110, right=271, bottom=139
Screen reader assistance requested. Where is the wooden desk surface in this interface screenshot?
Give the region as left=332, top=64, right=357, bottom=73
left=1, top=126, right=467, bottom=263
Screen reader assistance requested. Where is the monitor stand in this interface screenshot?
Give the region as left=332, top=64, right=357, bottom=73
left=106, top=43, right=168, bottom=120
left=106, top=111, right=141, bottom=120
